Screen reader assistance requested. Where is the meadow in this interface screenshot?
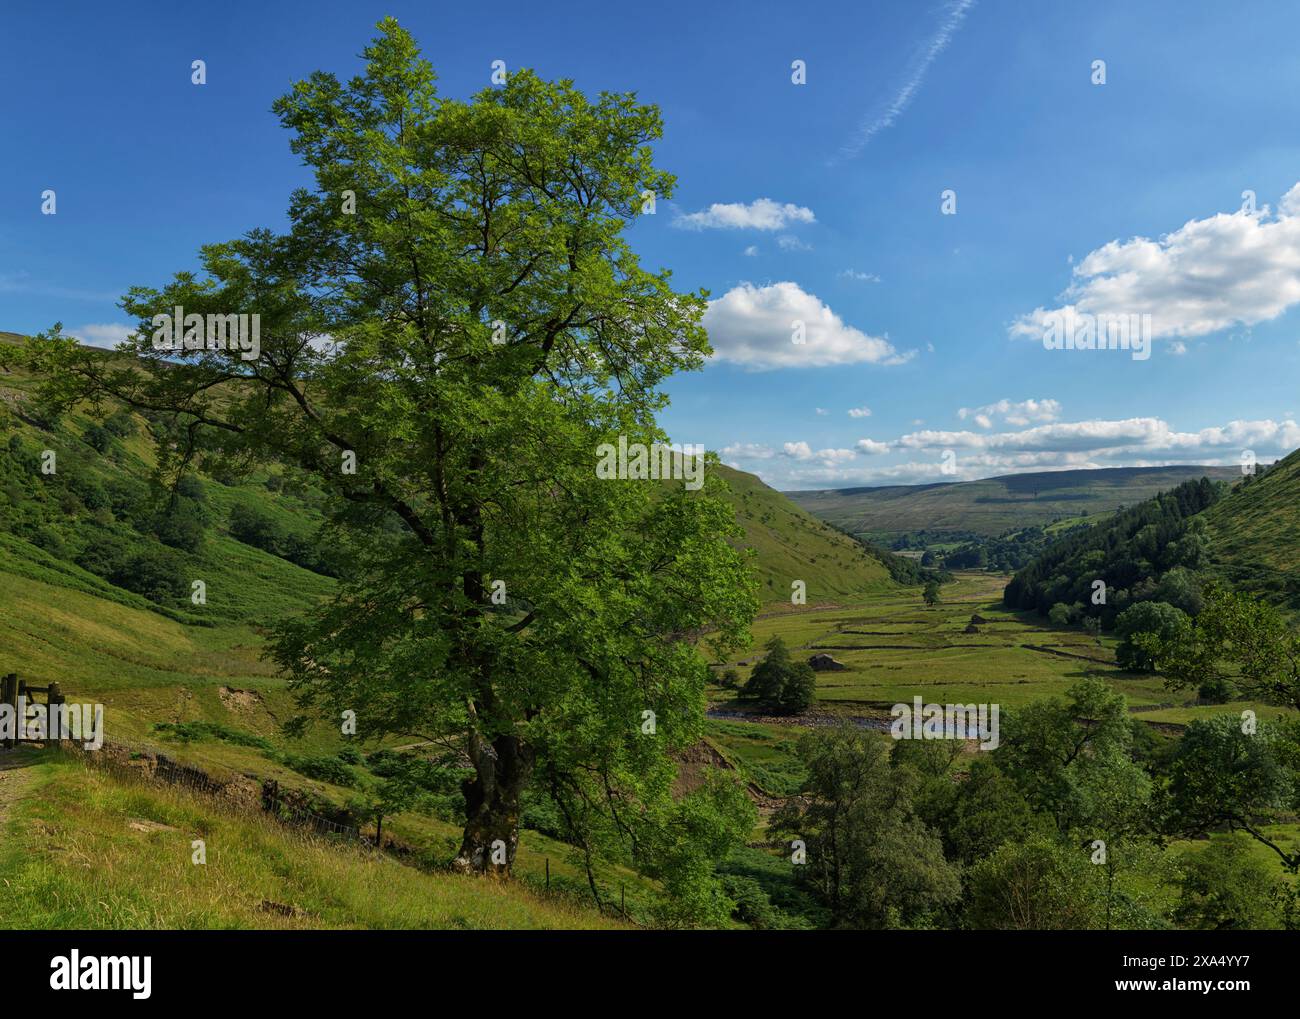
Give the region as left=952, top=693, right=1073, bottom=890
left=707, top=572, right=1294, bottom=727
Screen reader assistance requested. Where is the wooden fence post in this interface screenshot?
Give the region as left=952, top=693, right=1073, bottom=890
left=0, top=674, right=13, bottom=748
left=48, top=681, right=64, bottom=746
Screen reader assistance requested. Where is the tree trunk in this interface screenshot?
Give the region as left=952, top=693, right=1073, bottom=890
left=451, top=731, right=534, bottom=877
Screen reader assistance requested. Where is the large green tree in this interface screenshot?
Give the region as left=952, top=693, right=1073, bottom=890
left=1138, top=582, right=1300, bottom=710
left=995, top=678, right=1135, bottom=833
left=12, top=20, right=758, bottom=904
left=771, top=725, right=960, bottom=928
left=1164, top=715, right=1299, bottom=872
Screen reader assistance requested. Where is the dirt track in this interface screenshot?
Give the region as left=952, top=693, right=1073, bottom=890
left=0, top=750, right=36, bottom=829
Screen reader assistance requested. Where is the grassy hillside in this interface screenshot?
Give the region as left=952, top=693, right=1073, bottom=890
left=787, top=465, right=1242, bottom=540
left=1201, top=448, right=1300, bottom=607
left=0, top=750, right=626, bottom=930
left=714, top=462, right=894, bottom=602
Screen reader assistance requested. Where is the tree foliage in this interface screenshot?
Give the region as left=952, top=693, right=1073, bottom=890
left=10, top=19, right=758, bottom=921
left=772, top=725, right=960, bottom=928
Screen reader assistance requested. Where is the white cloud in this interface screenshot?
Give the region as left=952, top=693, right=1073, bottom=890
left=848, top=406, right=872, bottom=418
left=735, top=413, right=1300, bottom=489
left=782, top=441, right=856, bottom=464
left=68, top=323, right=136, bottom=349
left=839, top=269, right=881, bottom=283
left=896, top=417, right=1300, bottom=458
left=704, top=281, right=915, bottom=369
left=958, top=398, right=1061, bottom=428
left=674, top=198, right=816, bottom=232
left=778, top=235, right=812, bottom=252
left=855, top=438, right=890, bottom=455
left=720, top=442, right=776, bottom=461
left=1012, top=183, right=1300, bottom=344
left=742, top=245, right=759, bottom=257
left=815, top=407, right=829, bottom=416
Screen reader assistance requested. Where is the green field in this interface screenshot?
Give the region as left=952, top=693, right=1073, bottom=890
left=707, top=572, right=1292, bottom=728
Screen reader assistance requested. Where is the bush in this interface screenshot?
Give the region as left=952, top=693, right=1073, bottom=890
left=966, top=834, right=1104, bottom=930
left=1197, top=675, right=1238, bottom=704
left=103, top=410, right=137, bottom=438
left=228, top=502, right=288, bottom=555
left=1173, top=834, right=1284, bottom=930
left=280, top=753, right=357, bottom=788
left=720, top=874, right=780, bottom=929
left=83, top=423, right=112, bottom=454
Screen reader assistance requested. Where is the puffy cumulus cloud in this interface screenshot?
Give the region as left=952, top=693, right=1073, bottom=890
left=958, top=398, right=1061, bottom=428
left=782, top=441, right=856, bottom=463
left=674, top=198, right=815, bottom=231
left=1012, top=184, right=1300, bottom=343
left=704, top=281, right=914, bottom=369
left=68, top=322, right=136, bottom=349
left=855, top=438, right=890, bottom=455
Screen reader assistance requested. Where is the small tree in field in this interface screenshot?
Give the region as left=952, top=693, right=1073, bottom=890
left=742, top=637, right=816, bottom=714
left=923, top=581, right=941, bottom=608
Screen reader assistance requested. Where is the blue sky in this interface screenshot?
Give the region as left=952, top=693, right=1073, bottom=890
left=5, top=0, right=1300, bottom=490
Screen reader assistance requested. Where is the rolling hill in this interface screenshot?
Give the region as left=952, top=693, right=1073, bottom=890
left=785, top=465, right=1243, bottom=541
left=713, top=462, right=895, bottom=602
left=1201, top=447, right=1300, bottom=605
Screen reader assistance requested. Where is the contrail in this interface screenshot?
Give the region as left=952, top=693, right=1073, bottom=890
left=837, top=0, right=976, bottom=161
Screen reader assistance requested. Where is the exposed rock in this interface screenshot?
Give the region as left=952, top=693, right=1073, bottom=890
left=219, top=686, right=263, bottom=712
